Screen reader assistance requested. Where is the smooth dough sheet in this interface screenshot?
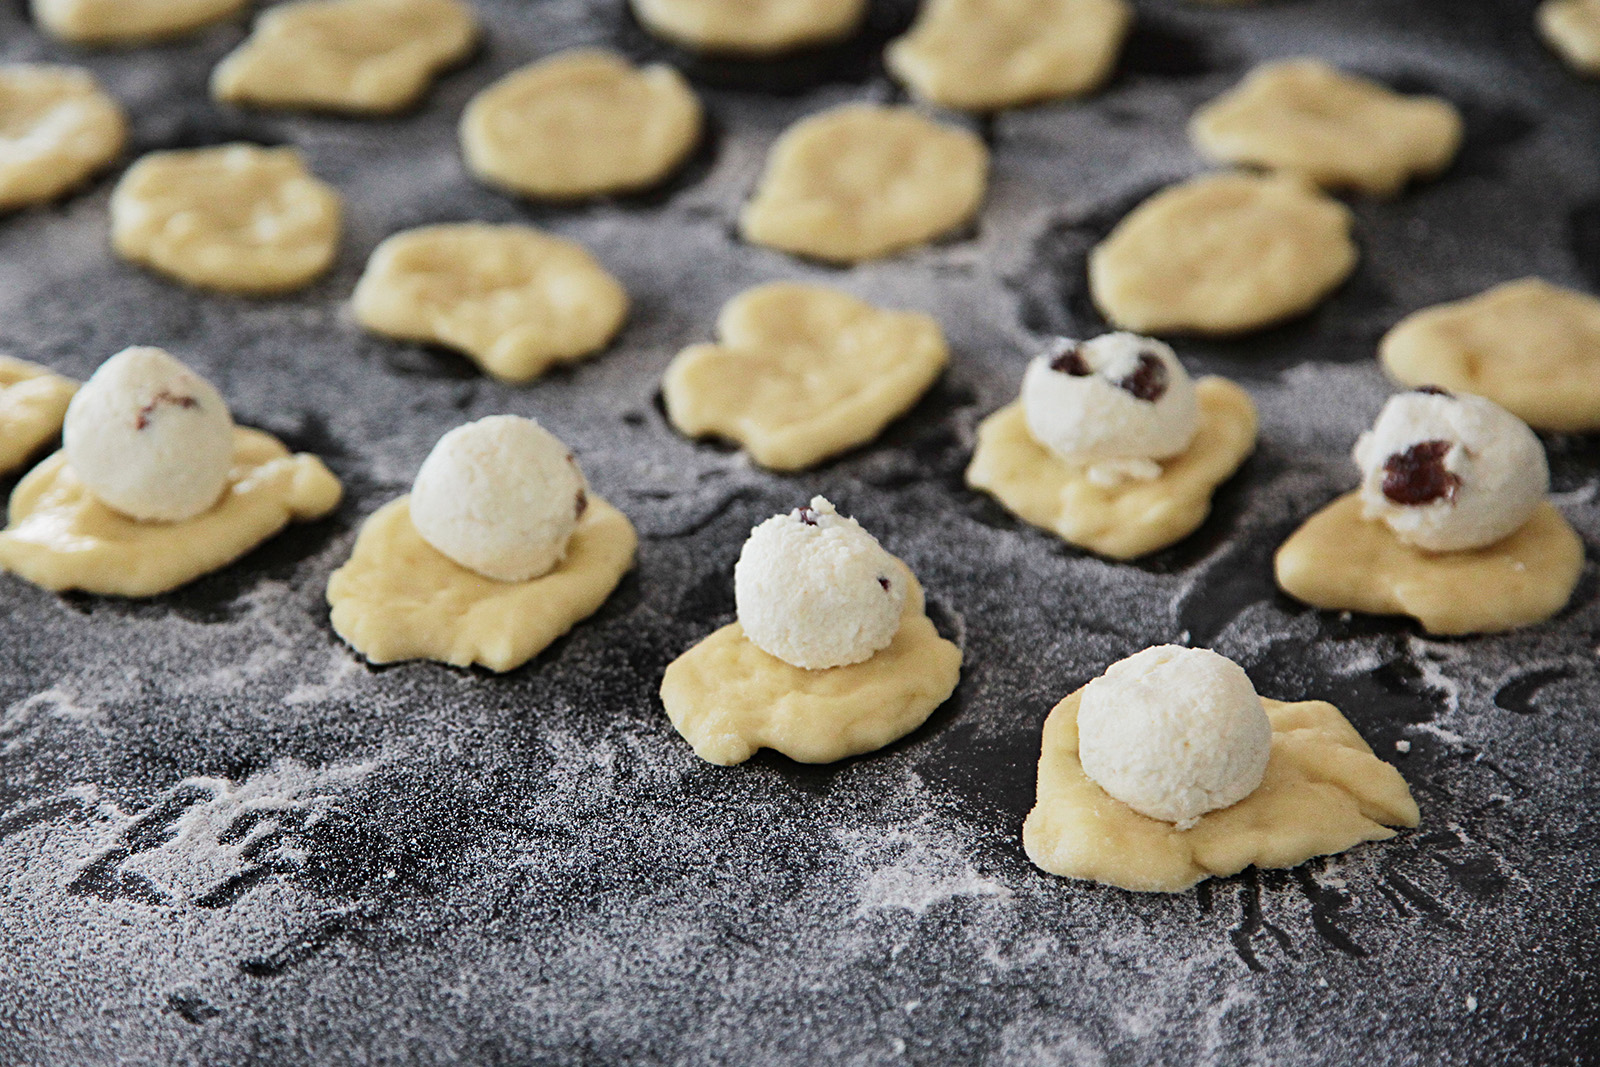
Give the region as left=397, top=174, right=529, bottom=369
left=0, top=356, right=75, bottom=475
left=351, top=223, right=629, bottom=384
left=629, top=0, right=866, bottom=56
left=660, top=565, right=963, bottom=766
left=1089, top=172, right=1357, bottom=336
left=739, top=104, right=988, bottom=264
left=1275, top=494, right=1584, bottom=636
left=1023, top=689, right=1420, bottom=893
left=1540, top=0, right=1600, bottom=76
left=965, top=377, right=1257, bottom=560
left=32, top=0, right=248, bottom=44
left=1190, top=59, right=1463, bottom=197
left=0, top=65, right=127, bottom=213
left=886, top=0, right=1133, bottom=112
left=111, top=144, right=342, bottom=295
left=212, top=0, right=479, bottom=115
left=460, top=49, right=702, bottom=201
left=1380, top=278, right=1600, bottom=433
left=0, top=428, right=342, bottom=597
left=662, top=282, right=948, bottom=471
left=327, top=495, right=637, bottom=673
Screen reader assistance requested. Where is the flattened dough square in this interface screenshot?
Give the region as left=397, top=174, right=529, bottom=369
left=661, top=565, right=962, bottom=765
left=662, top=282, right=949, bottom=471
left=1539, top=0, right=1600, bottom=76
left=1275, top=494, right=1584, bottom=636
left=1023, top=689, right=1420, bottom=893
left=1380, top=278, right=1600, bottom=433
left=0, top=64, right=127, bottom=213
left=630, top=0, right=867, bottom=56
left=965, top=377, right=1257, bottom=559
left=0, top=356, right=76, bottom=475
left=0, top=428, right=342, bottom=597
left=32, top=0, right=249, bottom=44
left=327, top=495, right=638, bottom=673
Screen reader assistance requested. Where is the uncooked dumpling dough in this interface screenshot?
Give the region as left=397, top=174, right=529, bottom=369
left=212, top=0, right=479, bottom=115
left=967, top=377, right=1257, bottom=559
left=32, top=0, right=249, bottom=44
left=1089, top=172, right=1357, bottom=335
left=1275, top=495, right=1582, bottom=636
left=0, top=65, right=127, bottom=213
left=0, top=429, right=341, bottom=597
left=352, top=224, right=629, bottom=384
left=1190, top=59, right=1463, bottom=197
left=327, top=495, right=637, bottom=672
left=0, top=356, right=75, bottom=475
left=111, top=144, right=342, bottom=295
left=460, top=49, right=702, bottom=201
left=886, top=0, right=1133, bottom=111
left=740, top=104, right=988, bottom=264
left=1540, top=0, right=1600, bottom=76
left=1023, top=688, right=1420, bottom=893
left=662, top=283, right=948, bottom=470
left=1380, top=279, right=1600, bottom=433
left=630, top=0, right=866, bottom=55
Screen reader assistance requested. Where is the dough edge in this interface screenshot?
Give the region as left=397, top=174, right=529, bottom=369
left=0, top=357, right=77, bottom=474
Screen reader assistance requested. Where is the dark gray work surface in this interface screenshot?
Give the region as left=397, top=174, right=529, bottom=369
left=2, top=1, right=1597, bottom=1064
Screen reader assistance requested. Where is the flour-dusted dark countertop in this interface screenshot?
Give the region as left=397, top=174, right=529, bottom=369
left=2, top=2, right=1598, bottom=1064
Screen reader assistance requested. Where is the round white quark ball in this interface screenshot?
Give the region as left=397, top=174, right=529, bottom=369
left=1021, top=333, right=1200, bottom=487
left=1077, top=645, right=1271, bottom=829
left=63, top=346, right=234, bottom=522
left=734, top=496, right=907, bottom=670
left=1352, top=388, right=1547, bottom=552
left=410, top=415, right=588, bottom=583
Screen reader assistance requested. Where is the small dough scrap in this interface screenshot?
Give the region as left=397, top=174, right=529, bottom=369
left=630, top=0, right=867, bottom=55
left=212, top=0, right=479, bottom=115
left=1023, top=689, right=1420, bottom=893
left=1089, top=172, right=1357, bottom=336
left=32, top=0, right=249, bottom=44
left=0, top=356, right=76, bottom=475
left=740, top=104, right=988, bottom=264
left=352, top=224, right=628, bottom=384
left=1274, top=494, right=1582, bottom=636
left=886, top=0, right=1133, bottom=112
left=965, top=377, right=1257, bottom=559
left=1540, top=0, right=1600, bottom=76
left=1190, top=59, right=1463, bottom=197
left=662, top=283, right=948, bottom=470
left=326, top=495, right=637, bottom=672
left=460, top=49, right=702, bottom=201
left=661, top=564, right=962, bottom=765
left=111, top=144, right=342, bottom=295
left=1380, top=279, right=1600, bottom=433
left=0, top=428, right=342, bottom=597
left=0, top=65, right=127, bottom=213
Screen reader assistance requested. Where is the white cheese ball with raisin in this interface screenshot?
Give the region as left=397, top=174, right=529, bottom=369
left=734, top=496, right=906, bottom=670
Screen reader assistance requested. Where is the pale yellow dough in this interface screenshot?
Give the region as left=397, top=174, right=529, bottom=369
left=0, top=428, right=341, bottom=597
left=1023, top=688, right=1420, bottom=893
left=1190, top=59, right=1463, bottom=197
left=111, top=144, right=342, bottom=295
left=630, top=0, right=866, bottom=55
left=326, top=495, right=637, bottom=673
left=460, top=49, right=702, bottom=201
left=212, top=0, right=479, bottom=115
left=0, top=356, right=76, bottom=475
left=0, top=65, right=127, bottom=213
left=32, top=0, right=249, bottom=44
left=1275, top=494, right=1583, bottom=636
left=662, top=283, right=948, bottom=471
left=1379, top=279, right=1600, bottom=433
left=351, top=224, right=629, bottom=384
left=886, top=0, right=1133, bottom=111
left=1539, top=0, right=1600, bottom=76
left=740, top=104, right=989, bottom=264
left=1090, top=173, right=1357, bottom=335
left=965, top=377, right=1257, bottom=559
left=661, top=564, right=962, bottom=765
